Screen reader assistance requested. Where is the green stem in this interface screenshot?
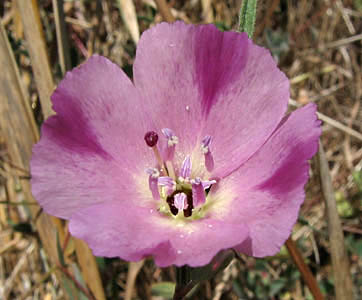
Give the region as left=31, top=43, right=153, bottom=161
left=238, top=0, right=258, bottom=38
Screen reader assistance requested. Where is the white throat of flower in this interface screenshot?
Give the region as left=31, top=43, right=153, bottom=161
left=144, top=129, right=216, bottom=219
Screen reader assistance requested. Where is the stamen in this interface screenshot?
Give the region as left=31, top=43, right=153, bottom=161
left=146, top=168, right=160, bottom=178
left=146, top=168, right=160, bottom=200
left=202, top=180, right=217, bottom=190
left=162, top=128, right=179, bottom=146
left=158, top=176, right=176, bottom=196
left=144, top=131, right=164, bottom=172
left=201, top=135, right=211, bottom=153
left=180, top=155, right=192, bottom=179
left=165, top=161, right=176, bottom=180
left=174, top=193, right=188, bottom=212
left=162, top=128, right=178, bottom=161
left=201, top=135, right=214, bottom=172
left=191, top=177, right=206, bottom=207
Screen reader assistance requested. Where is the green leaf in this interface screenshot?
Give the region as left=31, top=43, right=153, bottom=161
left=151, top=282, right=175, bottom=299
left=354, top=0, right=362, bottom=12
left=355, top=240, right=362, bottom=257
left=71, top=263, right=89, bottom=300
left=269, top=278, right=286, bottom=296
left=62, top=274, right=78, bottom=299
left=238, top=0, right=258, bottom=38
left=56, top=232, right=66, bottom=267
left=213, top=22, right=231, bottom=32
left=352, top=170, right=362, bottom=192
left=95, top=256, right=106, bottom=270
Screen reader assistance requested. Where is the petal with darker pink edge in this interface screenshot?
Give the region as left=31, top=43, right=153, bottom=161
left=31, top=55, right=154, bottom=218
left=208, top=103, right=321, bottom=257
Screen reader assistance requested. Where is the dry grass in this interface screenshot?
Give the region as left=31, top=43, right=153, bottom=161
left=0, top=0, right=361, bottom=299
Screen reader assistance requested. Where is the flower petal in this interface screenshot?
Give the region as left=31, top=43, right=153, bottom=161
left=134, top=22, right=289, bottom=177
left=69, top=203, right=177, bottom=266
left=31, top=55, right=154, bottom=218
left=169, top=219, right=249, bottom=267
left=199, top=33, right=289, bottom=178
left=69, top=202, right=249, bottom=267
left=133, top=22, right=203, bottom=162
left=208, top=104, right=321, bottom=257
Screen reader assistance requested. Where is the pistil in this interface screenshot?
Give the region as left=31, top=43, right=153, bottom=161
left=174, top=193, right=188, bottom=212
left=145, top=129, right=216, bottom=219
left=144, top=131, right=166, bottom=174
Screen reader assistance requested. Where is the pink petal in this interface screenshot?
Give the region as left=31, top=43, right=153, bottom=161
left=31, top=55, right=154, bottom=218
left=69, top=203, right=177, bottom=265
left=199, top=33, right=289, bottom=178
left=133, top=22, right=202, bottom=163
left=208, top=104, right=321, bottom=257
left=69, top=203, right=249, bottom=267
left=134, top=22, right=289, bottom=177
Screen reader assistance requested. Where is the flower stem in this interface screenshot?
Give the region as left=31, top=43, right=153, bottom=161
left=238, top=0, right=258, bottom=38
left=173, top=266, right=194, bottom=300
left=285, top=237, right=324, bottom=300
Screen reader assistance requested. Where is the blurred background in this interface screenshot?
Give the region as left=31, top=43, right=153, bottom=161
left=0, top=0, right=361, bottom=299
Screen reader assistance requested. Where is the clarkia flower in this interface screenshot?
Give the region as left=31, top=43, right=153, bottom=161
left=31, top=22, right=321, bottom=267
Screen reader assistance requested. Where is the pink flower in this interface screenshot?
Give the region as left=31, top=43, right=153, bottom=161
left=31, top=22, right=321, bottom=267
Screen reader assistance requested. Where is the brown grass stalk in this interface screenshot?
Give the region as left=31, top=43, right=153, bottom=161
left=14, top=2, right=106, bottom=299
left=0, top=20, right=70, bottom=298
left=285, top=238, right=324, bottom=300
left=318, top=143, right=354, bottom=300
left=155, top=0, right=176, bottom=23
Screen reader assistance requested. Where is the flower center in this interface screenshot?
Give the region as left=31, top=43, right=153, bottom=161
left=144, top=129, right=216, bottom=218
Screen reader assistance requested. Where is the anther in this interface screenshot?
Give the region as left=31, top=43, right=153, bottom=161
left=202, top=180, right=217, bottom=190
left=158, top=176, right=176, bottom=196
left=146, top=168, right=160, bottom=200
left=180, top=155, right=192, bottom=179
left=191, top=177, right=206, bottom=207
left=162, top=128, right=179, bottom=147
left=162, top=128, right=178, bottom=161
left=201, top=135, right=214, bottom=172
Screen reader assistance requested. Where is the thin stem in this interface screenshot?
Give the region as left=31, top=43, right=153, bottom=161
left=173, top=280, right=197, bottom=300
left=285, top=237, right=324, bottom=300
left=57, top=264, right=97, bottom=300
left=318, top=143, right=354, bottom=299
left=154, top=0, right=175, bottom=23
left=173, top=266, right=193, bottom=300
left=177, top=265, right=190, bottom=286
left=52, top=0, right=71, bottom=74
